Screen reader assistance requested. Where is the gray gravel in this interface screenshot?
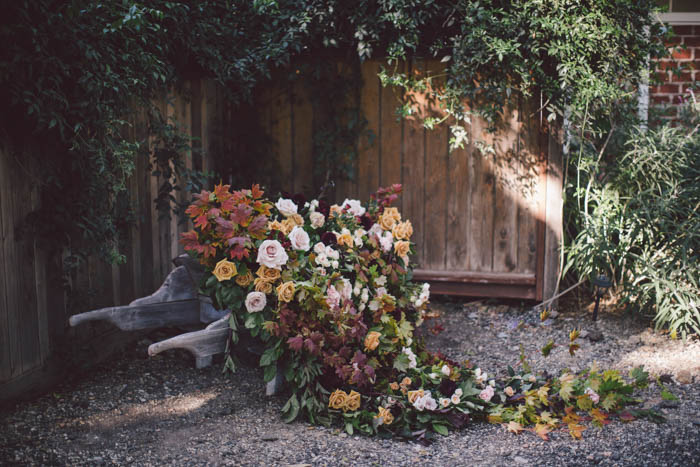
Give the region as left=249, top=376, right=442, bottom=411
left=1, top=298, right=699, bottom=466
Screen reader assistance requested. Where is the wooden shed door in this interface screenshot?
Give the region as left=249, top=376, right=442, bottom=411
left=257, top=60, right=549, bottom=300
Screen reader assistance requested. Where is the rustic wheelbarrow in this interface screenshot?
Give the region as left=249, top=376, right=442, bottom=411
left=69, top=255, right=284, bottom=395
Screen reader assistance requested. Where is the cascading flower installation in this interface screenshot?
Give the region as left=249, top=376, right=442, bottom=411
left=181, top=184, right=654, bottom=441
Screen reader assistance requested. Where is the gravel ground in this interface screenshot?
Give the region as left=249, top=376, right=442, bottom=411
left=1, top=298, right=699, bottom=466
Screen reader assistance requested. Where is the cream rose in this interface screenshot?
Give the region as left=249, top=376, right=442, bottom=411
left=275, top=198, right=298, bottom=217
left=379, top=211, right=397, bottom=231
left=254, top=277, right=273, bottom=294
left=309, top=212, right=325, bottom=228
left=213, top=259, right=237, bottom=281
left=341, top=198, right=366, bottom=217
left=288, top=226, right=311, bottom=251
left=235, top=271, right=253, bottom=287
left=276, top=281, right=296, bottom=303
left=256, top=239, right=289, bottom=269
left=245, top=291, right=267, bottom=312
left=256, top=265, right=281, bottom=281
left=383, top=207, right=401, bottom=222
left=504, top=386, right=515, bottom=397
left=479, top=386, right=495, bottom=402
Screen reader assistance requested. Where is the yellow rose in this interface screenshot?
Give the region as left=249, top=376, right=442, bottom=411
left=329, top=204, right=343, bottom=217
left=280, top=218, right=296, bottom=234
left=364, top=331, right=381, bottom=351
left=389, top=382, right=399, bottom=391
left=213, top=259, right=237, bottom=281
left=393, top=240, right=410, bottom=258
left=289, top=213, right=304, bottom=226
left=329, top=389, right=348, bottom=410
left=344, top=390, right=361, bottom=412
left=235, top=271, right=253, bottom=287
left=378, top=212, right=397, bottom=231
left=256, top=265, right=281, bottom=281
left=407, top=389, right=424, bottom=404
left=268, top=220, right=285, bottom=232
left=375, top=406, right=394, bottom=425
left=392, top=220, right=413, bottom=240
left=254, top=277, right=273, bottom=294
left=384, top=207, right=401, bottom=223
left=336, top=231, right=354, bottom=248
left=276, top=281, right=296, bottom=303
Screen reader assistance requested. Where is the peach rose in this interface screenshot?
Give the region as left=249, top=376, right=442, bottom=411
left=256, top=265, right=281, bottom=281
left=254, top=277, right=273, bottom=294
left=280, top=218, right=296, bottom=234
left=336, top=231, right=354, bottom=248
left=392, top=220, right=413, bottom=240
left=328, top=389, right=348, bottom=410
left=504, top=386, right=515, bottom=397
left=329, top=204, right=343, bottom=217
left=375, top=406, right=394, bottom=425
left=407, top=389, right=424, bottom=404
left=389, top=382, right=399, bottom=391
left=393, top=240, right=410, bottom=257
left=289, top=213, right=304, bottom=226
left=268, top=220, right=285, bottom=232
left=235, top=270, right=253, bottom=287
left=383, top=207, right=401, bottom=223
left=276, top=281, right=296, bottom=303
left=213, top=259, right=237, bottom=281
left=345, top=390, right=361, bottom=412
left=378, top=211, right=398, bottom=231
left=364, top=331, right=381, bottom=351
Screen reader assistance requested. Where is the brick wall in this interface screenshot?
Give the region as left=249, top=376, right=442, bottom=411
left=651, top=25, right=700, bottom=120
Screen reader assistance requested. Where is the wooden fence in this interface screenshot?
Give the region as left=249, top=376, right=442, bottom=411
left=257, top=60, right=562, bottom=300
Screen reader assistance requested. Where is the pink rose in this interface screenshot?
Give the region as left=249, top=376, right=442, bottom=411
left=309, top=212, right=325, bottom=228
left=479, top=386, right=495, bottom=402
left=326, top=285, right=341, bottom=309
left=341, top=198, right=366, bottom=217
left=245, top=291, right=267, bottom=312
left=256, top=240, right=289, bottom=269
left=288, top=226, right=310, bottom=251
left=275, top=198, right=298, bottom=217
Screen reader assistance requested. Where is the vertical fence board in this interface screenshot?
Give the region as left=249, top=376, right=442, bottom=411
left=0, top=148, right=12, bottom=381
left=468, top=117, right=495, bottom=272
left=293, top=80, right=314, bottom=197
left=270, top=86, right=293, bottom=193
left=358, top=61, right=381, bottom=203
left=1, top=149, right=23, bottom=378
left=379, top=61, right=404, bottom=191
left=423, top=61, right=449, bottom=270
left=446, top=117, right=471, bottom=271
left=401, top=60, right=426, bottom=267
left=517, top=97, right=539, bottom=274
left=491, top=105, right=520, bottom=273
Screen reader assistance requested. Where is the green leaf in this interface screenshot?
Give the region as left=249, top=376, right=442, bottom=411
left=345, top=422, right=354, bottom=435
left=393, top=353, right=409, bottom=372
left=260, top=347, right=278, bottom=367
left=661, top=388, right=678, bottom=401
left=432, top=423, right=449, bottom=436
left=281, top=393, right=299, bottom=423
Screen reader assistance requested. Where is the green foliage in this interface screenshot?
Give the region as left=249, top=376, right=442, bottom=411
left=565, top=99, right=700, bottom=338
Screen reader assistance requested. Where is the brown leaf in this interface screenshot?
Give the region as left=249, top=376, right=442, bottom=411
left=533, top=423, right=551, bottom=440
left=506, top=421, right=524, bottom=434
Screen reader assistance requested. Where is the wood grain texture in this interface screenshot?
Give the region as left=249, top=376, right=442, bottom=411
left=0, top=147, right=14, bottom=381
left=446, top=114, right=470, bottom=270
left=379, top=61, right=404, bottom=191
left=292, top=78, right=314, bottom=197
left=543, top=123, right=564, bottom=301
left=468, top=115, right=495, bottom=272
left=401, top=60, right=426, bottom=267
left=357, top=61, right=381, bottom=203
left=517, top=96, right=539, bottom=274
left=491, top=103, right=520, bottom=273
left=423, top=60, right=449, bottom=270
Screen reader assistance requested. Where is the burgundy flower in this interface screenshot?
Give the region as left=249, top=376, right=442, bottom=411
left=439, top=379, right=457, bottom=397
left=321, top=231, right=337, bottom=246
left=292, top=193, right=306, bottom=206
left=360, top=213, right=373, bottom=230
left=318, top=199, right=330, bottom=217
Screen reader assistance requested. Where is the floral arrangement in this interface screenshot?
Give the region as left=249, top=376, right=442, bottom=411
left=181, top=184, right=654, bottom=441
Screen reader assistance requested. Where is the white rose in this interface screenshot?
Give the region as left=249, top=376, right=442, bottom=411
left=313, top=242, right=326, bottom=254
left=441, top=365, right=451, bottom=377
left=412, top=397, right=426, bottom=411
left=423, top=395, right=438, bottom=411
left=245, top=291, right=267, bottom=312
left=451, top=393, right=461, bottom=405
left=309, top=212, right=325, bottom=228
left=454, top=388, right=463, bottom=397
left=379, top=232, right=393, bottom=252
left=275, top=198, right=298, bottom=217
left=440, top=398, right=451, bottom=408
left=256, top=239, right=289, bottom=269
left=368, top=223, right=383, bottom=238
left=376, top=287, right=387, bottom=297
left=375, top=275, right=387, bottom=287
left=288, top=226, right=311, bottom=251
left=341, top=198, right=366, bottom=217
left=340, top=279, right=352, bottom=300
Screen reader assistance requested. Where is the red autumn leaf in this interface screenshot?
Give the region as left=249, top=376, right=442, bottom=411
left=194, top=214, right=209, bottom=229
left=227, top=237, right=250, bottom=260
left=231, top=204, right=254, bottom=225
left=304, top=337, right=320, bottom=356
left=251, top=183, right=264, bottom=199
left=248, top=215, right=268, bottom=237
left=215, top=217, right=235, bottom=238
left=618, top=411, right=636, bottom=422
left=567, top=422, right=586, bottom=439
left=287, top=335, right=303, bottom=352
left=213, top=183, right=231, bottom=200
left=219, top=196, right=235, bottom=212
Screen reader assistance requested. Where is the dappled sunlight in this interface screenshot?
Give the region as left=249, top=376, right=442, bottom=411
left=615, top=331, right=700, bottom=381
left=68, top=389, right=219, bottom=432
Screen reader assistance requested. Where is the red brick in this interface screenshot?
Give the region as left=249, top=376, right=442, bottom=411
left=650, top=84, right=679, bottom=94
left=651, top=95, right=671, bottom=105
left=671, top=72, right=693, bottom=82
left=665, top=36, right=682, bottom=46
left=672, top=26, right=695, bottom=35
left=671, top=47, right=692, bottom=60
left=653, top=71, right=670, bottom=83
left=681, top=83, right=699, bottom=92
left=683, top=36, right=700, bottom=47
left=657, top=60, right=682, bottom=71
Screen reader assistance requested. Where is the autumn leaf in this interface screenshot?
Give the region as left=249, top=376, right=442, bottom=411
left=487, top=414, right=503, bottom=424
left=568, top=343, right=580, bottom=356
left=540, top=309, right=549, bottom=321
left=541, top=340, right=555, bottom=357
left=537, top=385, right=550, bottom=406
left=506, top=421, right=524, bottom=434
left=562, top=406, right=581, bottom=424
left=567, top=422, right=586, bottom=439
left=251, top=183, right=264, bottom=199
left=590, top=408, right=610, bottom=427
left=618, top=411, right=636, bottom=422
left=559, top=373, right=575, bottom=402
left=569, top=329, right=580, bottom=342
left=600, top=393, right=618, bottom=411
left=539, top=411, right=558, bottom=426
left=533, top=423, right=551, bottom=440
left=231, top=204, right=254, bottom=225
left=194, top=213, right=209, bottom=229
left=213, top=183, right=231, bottom=200
left=287, top=335, right=303, bottom=352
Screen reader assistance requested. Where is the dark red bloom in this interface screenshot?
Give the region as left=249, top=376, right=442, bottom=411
left=321, top=231, right=337, bottom=246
